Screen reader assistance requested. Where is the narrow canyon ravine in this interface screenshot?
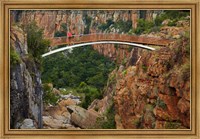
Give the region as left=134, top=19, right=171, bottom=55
left=10, top=10, right=190, bottom=129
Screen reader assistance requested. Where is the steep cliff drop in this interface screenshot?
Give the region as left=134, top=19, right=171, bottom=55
left=10, top=25, right=43, bottom=129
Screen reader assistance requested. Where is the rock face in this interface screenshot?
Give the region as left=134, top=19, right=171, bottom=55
left=112, top=25, right=190, bottom=129
left=87, top=21, right=190, bottom=129
left=11, top=10, right=158, bottom=37
left=10, top=25, right=43, bottom=128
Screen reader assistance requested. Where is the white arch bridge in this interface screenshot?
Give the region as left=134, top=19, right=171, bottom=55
left=42, top=41, right=156, bottom=57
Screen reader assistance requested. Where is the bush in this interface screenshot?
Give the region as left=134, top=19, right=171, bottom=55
left=168, top=20, right=177, bottom=26
left=127, top=46, right=133, bottom=52
left=142, top=64, right=148, bottom=72
left=101, top=104, right=116, bottom=129
left=133, top=19, right=154, bottom=35
left=54, top=23, right=68, bottom=37
left=114, top=19, right=132, bottom=33
left=77, top=83, right=102, bottom=109
left=10, top=47, right=21, bottom=67
left=43, top=83, right=60, bottom=105
left=61, top=23, right=68, bottom=31
left=84, top=15, right=92, bottom=34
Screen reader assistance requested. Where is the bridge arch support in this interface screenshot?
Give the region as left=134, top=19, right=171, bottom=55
left=42, top=41, right=155, bottom=57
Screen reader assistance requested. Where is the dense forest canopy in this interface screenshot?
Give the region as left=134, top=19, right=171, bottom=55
left=41, top=46, right=115, bottom=108
left=42, top=46, right=115, bottom=89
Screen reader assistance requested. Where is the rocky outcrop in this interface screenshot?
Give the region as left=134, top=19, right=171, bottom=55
left=67, top=105, right=102, bottom=129
left=113, top=25, right=190, bottom=129
left=42, top=90, right=103, bottom=129
left=88, top=22, right=190, bottom=129
left=10, top=25, right=43, bottom=128
left=43, top=95, right=79, bottom=129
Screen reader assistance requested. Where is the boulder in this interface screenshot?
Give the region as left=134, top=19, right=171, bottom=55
left=20, top=119, right=36, bottom=129
left=43, top=116, right=76, bottom=129
left=67, top=105, right=101, bottom=129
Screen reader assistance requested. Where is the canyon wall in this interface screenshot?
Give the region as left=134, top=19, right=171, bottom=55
left=10, top=25, right=43, bottom=128
left=10, top=10, right=159, bottom=63
left=91, top=20, right=190, bottom=129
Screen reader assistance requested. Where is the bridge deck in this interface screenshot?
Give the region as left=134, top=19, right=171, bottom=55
left=50, top=34, right=172, bottom=47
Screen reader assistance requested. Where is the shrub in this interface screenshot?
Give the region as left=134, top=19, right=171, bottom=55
left=127, top=46, right=133, bottom=52
left=113, top=19, right=132, bottom=33
left=101, top=104, right=116, bottom=129
left=61, top=23, right=68, bottom=31
left=10, top=47, right=21, bottom=67
left=114, top=44, right=119, bottom=49
left=142, top=64, right=148, bottom=72
left=133, top=19, right=154, bottom=35
left=84, top=15, right=92, bottom=34
left=43, top=83, right=60, bottom=105
left=78, top=83, right=102, bottom=109
left=168, top=20, right=177, bottom=26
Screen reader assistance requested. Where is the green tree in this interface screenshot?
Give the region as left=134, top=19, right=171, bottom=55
left=24, top=21, right=50, bottom=63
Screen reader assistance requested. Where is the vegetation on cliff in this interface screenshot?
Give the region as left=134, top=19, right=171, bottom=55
left=23, top=21, right=50, bottom=64
left=10, top=47, right=21, bottom=67
left=98, top=18, right=132, bottom=33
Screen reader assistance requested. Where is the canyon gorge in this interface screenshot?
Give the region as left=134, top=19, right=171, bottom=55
left=10, top=10, right=190, bottom=129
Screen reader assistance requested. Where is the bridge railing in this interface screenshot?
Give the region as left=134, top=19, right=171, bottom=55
left=50, top=33, right=172, bottom=47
